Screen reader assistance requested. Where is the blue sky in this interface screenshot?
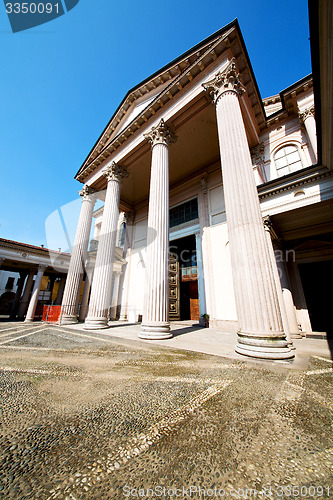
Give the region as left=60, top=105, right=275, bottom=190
left=0, top=0, right=311, bottom=249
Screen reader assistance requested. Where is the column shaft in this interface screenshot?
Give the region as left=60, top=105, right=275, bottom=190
left=275, top=255, right=301, bottom=339
left=54, top=276, right=66, bottom=305
left=10, top=271, right=27, bottom=319
left=110, top=272, right=121, bottom=320
left=263, top=221, right=292, bottom=346
left=299, top=107, right=317, bottom=160
left=195, top=232, right=207, bottom=324
left=304, top=115, right=317, bottom=160
left=84, top=163, right=127, bottom=329
left=140, top=119, right=176, bottom=339
left=25, top=266, right=46, bottom=322
left=60, top=186, right=96, bottom=324
left=78, top=266, right=93, bottom=322
left=203, top=60, right=293, bottom=359
left=18, top=270, right=35, bottom=318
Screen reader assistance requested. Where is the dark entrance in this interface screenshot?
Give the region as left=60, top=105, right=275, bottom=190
left=169, top=234, right=199, bottom=321
left=298, top=260, right=333, bottom=335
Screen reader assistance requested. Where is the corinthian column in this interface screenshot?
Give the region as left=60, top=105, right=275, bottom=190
left=25, top=265, right=47, bottom=322
left=84, top=162, right=128, bottom=329
left=140, top=119, right=176, bottom=339
left=203, top=59, right=293, bottom=359
left=298, top=106, right=317, bottom=160
left=60, top=185, right=96, bottom=324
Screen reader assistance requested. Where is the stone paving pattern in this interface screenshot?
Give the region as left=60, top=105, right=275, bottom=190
left=0, top=322, right=332, bottom=499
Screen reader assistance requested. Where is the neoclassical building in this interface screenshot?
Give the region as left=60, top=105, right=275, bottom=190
left=59, top=18, right=333, bottom=360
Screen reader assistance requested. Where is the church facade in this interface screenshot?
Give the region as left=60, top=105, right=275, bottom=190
left=59, top=19, right=333, bottom=360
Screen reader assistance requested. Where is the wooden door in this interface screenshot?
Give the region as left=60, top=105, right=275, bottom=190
left=169, top=253, right=180, bottom=320
left=189, top=281, right=199, bottom=321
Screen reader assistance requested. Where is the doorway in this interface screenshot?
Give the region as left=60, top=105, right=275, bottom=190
left=298, top=260, right=333, bottom=335
left=169, top=234, right=199, bottom=321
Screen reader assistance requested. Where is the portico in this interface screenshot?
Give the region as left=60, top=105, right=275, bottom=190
left=63, top=19, right=332, bottom=360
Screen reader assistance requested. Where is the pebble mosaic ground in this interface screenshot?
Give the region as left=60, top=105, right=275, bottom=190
left=0, top=322, right=332, bottom=499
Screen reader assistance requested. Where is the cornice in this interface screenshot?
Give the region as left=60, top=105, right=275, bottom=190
left=263, top=75, right=313, bottom=131
left=258, top=165, right=332, bottom=200
left=0, top=238, right=70, bottom=257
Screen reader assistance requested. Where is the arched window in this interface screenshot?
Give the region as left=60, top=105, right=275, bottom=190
left=274, top=145, right=302, bottom=177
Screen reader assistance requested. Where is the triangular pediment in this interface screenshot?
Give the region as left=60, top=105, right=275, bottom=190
left=76, top=19, right=266, bottom=182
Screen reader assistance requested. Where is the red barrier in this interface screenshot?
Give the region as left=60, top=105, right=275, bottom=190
left=42, top=305, right=62, bottom=323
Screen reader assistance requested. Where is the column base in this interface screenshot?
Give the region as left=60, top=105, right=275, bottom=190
left=235, top=331, right=295, bottom=360
left=24, top=318, right=34, bottom=323
left=291, top=332, right=303, bottom=339
left=83, top=317, right=109, bottom=330
left=139, top=322, right=172, bottom=340
left=60, top=315, right=78, bottom=325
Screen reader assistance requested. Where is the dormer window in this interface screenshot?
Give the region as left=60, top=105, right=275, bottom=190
left=274, top=145, right=303, bottom=177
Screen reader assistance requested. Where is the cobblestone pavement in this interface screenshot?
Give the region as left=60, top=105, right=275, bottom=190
left=0, top=322, right=332, bottom=499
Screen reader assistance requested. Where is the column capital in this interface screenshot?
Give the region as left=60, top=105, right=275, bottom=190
left=124, top=210, right=135, bottom=224
left=144, top=119, right=177, bottom=148
left=79, top=185, right=97, bottom=200
left=202, top=59, right=246, bottom=104
left=37, top=264, right=47, bottom=272
left=250, top=143, right=265, bottom=166
left=102, top=162, right=128, bottom=183
left=263, top=216, right=280, bottom=242
left=298, top=106, right=315, bottom=123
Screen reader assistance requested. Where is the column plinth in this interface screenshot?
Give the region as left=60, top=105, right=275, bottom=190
left=203, top=60, right=293, bottom=360
left=140, top=119, right=176, bottom=340
left=84, top=163, right=128, bottom=330
left=60, top=185, right=96, bottom=325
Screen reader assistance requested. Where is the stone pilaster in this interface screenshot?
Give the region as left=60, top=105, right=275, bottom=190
left=203, top=59, right=293, bottom=359
left=60, top=185, right=96, bottom=324
left=25, top=265, right=47, bottom=322
left=299, top=106, right=317, bottom=160
left=140, top=119, right=176, bottom=339
left=84, top=162, right=128, bottom=329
